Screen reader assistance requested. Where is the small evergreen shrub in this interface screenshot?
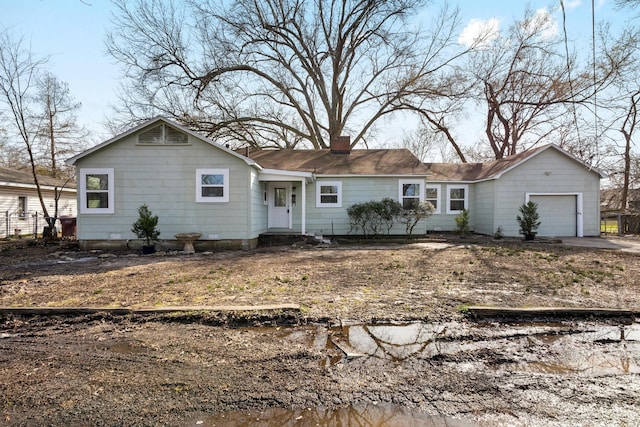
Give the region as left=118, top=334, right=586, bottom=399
left=455, top=209, right=470, bottom=236
left=517, top=201, right=541, bottom=241
left=131, top=204, right=160, bottom=246
left=494, top=226, right=504, bottom=240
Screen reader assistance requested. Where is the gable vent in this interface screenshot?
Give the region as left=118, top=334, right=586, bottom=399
left=139, top=124, right=188, bottom=144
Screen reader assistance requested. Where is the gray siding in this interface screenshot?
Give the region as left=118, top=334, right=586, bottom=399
left=250, top=171, right=268, bottom=236
left=75, top=132, right=256, bottom=242
left=423, top=183, right=475, bottom=233
left=472, top=180, right=496, bottom=235
left=305, top=177, right=433, bottom=236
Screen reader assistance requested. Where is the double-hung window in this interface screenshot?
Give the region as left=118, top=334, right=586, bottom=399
left=447, top=185, right=468, bottom=214
left=425, top=185, right=441, bottom=214
left=399, top=179, right=424, bottom=209
left=80, top=168, right=114, bottom=214
left=196, top=169, right=229, bottom=202
left=316, top=181, right=342, bottom=207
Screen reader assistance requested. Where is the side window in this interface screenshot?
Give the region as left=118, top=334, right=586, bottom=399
left=447, top=185, right=468, bottom=214
left=398, top=179, right=424, bottom=209
left=196, top=169, right=229, bottom=203
left=17, top=196, right=27, bottom=220
left=80, top=168, right=115, bottom=214
left=316, top=181, right=342, bottom=207
left=425, top=185, right=441, bottom=214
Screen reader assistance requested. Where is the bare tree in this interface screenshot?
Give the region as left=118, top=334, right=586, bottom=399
left=0, top=119, right=29, bottom=167
left=106, top=0, right=476, bottom=149
left=34, top=72, right=87, bottom=178
left=402, top=122, right=459, bottom=163
left=0, top=30, right=72, bottom=238
left=595, top=23, right=640, bottom=210
left=465, top=8, right=625, bottom=160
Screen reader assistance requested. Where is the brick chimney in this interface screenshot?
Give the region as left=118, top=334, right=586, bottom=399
left=330, top=136, right=351, bottom=154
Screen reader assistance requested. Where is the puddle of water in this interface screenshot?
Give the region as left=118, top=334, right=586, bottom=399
left=334, top=322, right=640, bottom=375
left=501, top=323, right=640, bottom=375
left=247, top=322, right=640, bottom=375
left=186, top=404, right=476, bottom=427
left=100, top=341, right=147, bottom=354
left=332, top=322, right=446, bottom=361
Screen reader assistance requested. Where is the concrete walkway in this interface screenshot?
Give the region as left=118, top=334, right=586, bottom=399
left=562, top=236, right=640, bottom=253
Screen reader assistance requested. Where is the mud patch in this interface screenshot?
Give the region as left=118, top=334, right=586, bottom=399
left=187, top=404, right=475, bottom=427
left=2, top=316, right=640, bottom=426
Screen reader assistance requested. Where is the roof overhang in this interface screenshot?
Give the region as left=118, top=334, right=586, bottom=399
left=0, top=181, right=77, bottom=193
left=259, top=169, right=314, bottom=183
left=317, top=174, right=432, bottom=179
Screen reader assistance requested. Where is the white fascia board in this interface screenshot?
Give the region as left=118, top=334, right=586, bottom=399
left=0, top=182, right=77, bottom=192
left=259, top=169, right=314, bottom=182
left=317, top=174, right=432, bottom=179
left=424, top=179, right=475, bottom=184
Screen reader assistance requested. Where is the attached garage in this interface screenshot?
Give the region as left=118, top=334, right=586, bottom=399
left=527, top=193, right=582, bottom=237
left=425, top=144, right=602, bottom=238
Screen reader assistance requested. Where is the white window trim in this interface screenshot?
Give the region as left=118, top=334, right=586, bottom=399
left=398, top=179, right=425, bottom=208
left=196, top=169, right=229, bottom=203
left=316, top=181, right=342, bottom=207
left=425, top=185, right=441, bottom=214
left=446, top=184, right=468, bottom=214
left=17, top=195, right=27, bottom=220
left=263, top=182, right=268, bottom=205
left=79, top=168, right=115, bottom=214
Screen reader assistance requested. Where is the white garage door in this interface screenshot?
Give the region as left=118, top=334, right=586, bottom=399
left=529, top=195, right=577, bottom=237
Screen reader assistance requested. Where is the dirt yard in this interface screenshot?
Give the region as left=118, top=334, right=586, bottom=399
left=1, top=235, right=639, bottom=426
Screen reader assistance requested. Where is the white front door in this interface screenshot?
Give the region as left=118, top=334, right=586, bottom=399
left=268, top=183, right=291, bottom=228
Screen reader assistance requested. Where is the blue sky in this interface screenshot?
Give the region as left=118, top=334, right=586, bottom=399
left=1, top=0, right=627, bottom=144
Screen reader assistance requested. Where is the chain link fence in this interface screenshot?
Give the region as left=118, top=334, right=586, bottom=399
left=1, top=211, right=72, bottom=239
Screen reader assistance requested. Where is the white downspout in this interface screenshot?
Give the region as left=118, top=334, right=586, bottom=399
left=576, top=193, right=584, bottom=237
left=301, top=179, right=306, bottom=235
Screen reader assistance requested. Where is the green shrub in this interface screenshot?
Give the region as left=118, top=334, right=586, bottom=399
left=455, top=209, right=470, bottom=235
left=347, top=198, right=401, bottom=237
left=517, top=201, right=541, bottom=241
left=131, top=204, right=160, bottom=246
left=397, top=201, right=435, bottom=236
left=348, top=198, right=434, bottom=237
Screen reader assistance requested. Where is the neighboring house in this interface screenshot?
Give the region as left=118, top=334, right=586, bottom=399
left=0, top=166, right=77, bottom=238
left=601, top=188, right=640, bottom=213
left=66, top=117, right=602, bottom=250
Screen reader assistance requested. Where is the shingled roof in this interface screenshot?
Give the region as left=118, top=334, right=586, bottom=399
left=246, top=148, right=430, bottom=176
left=424, top=144, right=604, bottom=181
left=0, top=166, right=76, bottom=189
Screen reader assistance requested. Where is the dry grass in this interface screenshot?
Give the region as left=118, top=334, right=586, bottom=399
left=1, top=237, right=639, bottom=321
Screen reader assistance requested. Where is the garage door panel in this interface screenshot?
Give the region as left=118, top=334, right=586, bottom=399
left=530, top=195, right=576, bottom=237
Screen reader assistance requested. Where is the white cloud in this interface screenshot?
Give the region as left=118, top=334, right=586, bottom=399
left=458, top=18, right=501, bottom=49
left=565, top=0, right=582, bottom=10
left=524, top=8, right=559, bottom=39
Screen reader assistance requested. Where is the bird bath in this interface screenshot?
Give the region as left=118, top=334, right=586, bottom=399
left=174, top=233, right=202, bottom=254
